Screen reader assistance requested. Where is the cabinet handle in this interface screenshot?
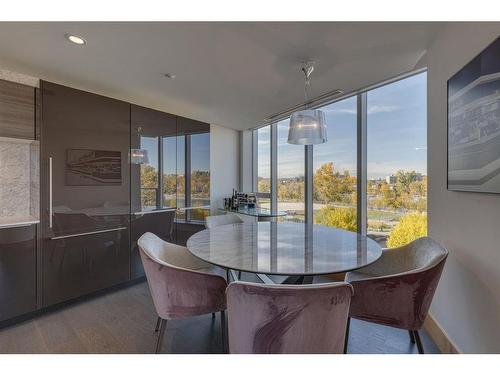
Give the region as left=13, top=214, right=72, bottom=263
left=51, top=226, right=128, bottom=240
left=49, top=156, right=53, bottom=228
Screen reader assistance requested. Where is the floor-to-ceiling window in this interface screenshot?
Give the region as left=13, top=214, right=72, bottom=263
left=367, top=72, right=427, bottom=247
left=277, top=118, right=305, bottom=222
left=253, top=70, right=427, bottom=247
left=313, top=96, right=358, bottom=232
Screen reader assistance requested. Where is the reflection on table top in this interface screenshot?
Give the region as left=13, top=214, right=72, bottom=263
left=218, top=206, right=286, bottom=218
left=186, top=222, right=382, bottom=276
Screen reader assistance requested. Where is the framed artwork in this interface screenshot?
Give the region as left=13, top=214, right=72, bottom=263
left=66, top=149, right=122, bottom=186
left=448, top=36, right=500, bottom=193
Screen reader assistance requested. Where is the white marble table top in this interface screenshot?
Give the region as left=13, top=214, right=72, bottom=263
left=186, top=222, right=382, bottom=276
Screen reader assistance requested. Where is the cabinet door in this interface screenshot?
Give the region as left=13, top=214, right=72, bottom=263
left=0, top=79, right=35, bottom=140
left=0, top=225, right=36, bottom=322
left=40, top=81, right=131, bottom=307
left=42, top=228, right=129, bottom=307
left=130, top=105, right=177, bottom=279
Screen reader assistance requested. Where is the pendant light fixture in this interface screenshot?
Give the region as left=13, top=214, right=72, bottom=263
left=130, top=126, right=150, bottom=165
left=287, top=62, right=327, bottom=145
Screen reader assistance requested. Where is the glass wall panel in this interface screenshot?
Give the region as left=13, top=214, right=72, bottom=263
left=162, top=136, right=177, bottom=208
left=277, top=118, right=305, bottom=222
left=313, top=97, right=358, bottom=232
left=176, top=135, right=186, bottom=220
left=367, top=72, right=427, bottom=247
left=256, top=125, right=271, bottom=209
left=140, top=136, right=159, bottom=210
left=190, top=133, right=210, bottom=221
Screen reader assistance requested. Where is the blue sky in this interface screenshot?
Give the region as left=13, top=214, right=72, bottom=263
left=258, top=72, right=427, bottom=180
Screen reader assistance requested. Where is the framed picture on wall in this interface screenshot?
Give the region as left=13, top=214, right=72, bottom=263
left=66, top=149, right=122, bottom=186
left=447, top=36, right=500, bottom=193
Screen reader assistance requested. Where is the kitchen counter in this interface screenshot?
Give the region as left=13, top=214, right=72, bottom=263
left=0, top=216, right=39, bottom=229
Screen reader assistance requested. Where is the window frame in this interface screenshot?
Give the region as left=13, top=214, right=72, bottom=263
left=252, top=68, right=427, bottom=235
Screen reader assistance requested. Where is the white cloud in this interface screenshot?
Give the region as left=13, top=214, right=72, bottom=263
left=326, top=108, right=357, bottom=115
left=367, top=105, right=399, bottom=114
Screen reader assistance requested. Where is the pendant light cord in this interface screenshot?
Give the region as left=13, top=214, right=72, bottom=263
left=302, top=62, right=314, bottom=104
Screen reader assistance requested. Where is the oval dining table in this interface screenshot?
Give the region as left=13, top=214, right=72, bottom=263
left=186, top=221, right=382, bottom=284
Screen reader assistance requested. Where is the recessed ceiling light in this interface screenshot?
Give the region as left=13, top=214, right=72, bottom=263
left=65, top=34, right=86, bottom=45
left=164, top=73, right=176, bottom=79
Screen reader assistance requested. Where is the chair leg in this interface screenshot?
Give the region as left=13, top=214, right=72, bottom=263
left=155, top=318, right=167, bottom=354
left=238, top=271, right=242, bottom=279
left=408, top=330, right=415, bottom=343
left=226, top=268, right=230, bottom=282
left=220, top=310, right=227, bottom=353
left=413, top=330, right=424, bottom=354
left=344, top=317, right=351, bottom=354
left=154, top=316, right=161, bottom=333
left=212, top=312, right=216, bottom=319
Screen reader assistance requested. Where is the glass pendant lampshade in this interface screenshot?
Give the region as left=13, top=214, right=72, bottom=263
left=130, top=148, right=149, bottom=165
left=287, top=109, right=327, bottom=145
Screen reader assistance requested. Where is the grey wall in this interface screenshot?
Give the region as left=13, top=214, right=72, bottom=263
left=210, top=124, right=240, bottom=214
left=427, top=23, right=500, bottom=353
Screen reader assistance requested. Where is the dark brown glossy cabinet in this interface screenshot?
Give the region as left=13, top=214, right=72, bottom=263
left=0, top=79, right=35, bottom=139
left=0, top=225, right=36, bottom=321
left=40, top=81, right=131, bottom=307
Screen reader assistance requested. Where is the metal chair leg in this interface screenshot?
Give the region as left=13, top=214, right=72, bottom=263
left=221, top=310, right=227, bottom=353
left=226, top=268, right=230, bottom=282
left=413, top=330, right=424, bottom=354
left=155, top=318, right=167, bottom=354
left=238, top=271, right=242, bottom=279
left=344, top=317, right=351, bottom=354
left=408, top=330, right=415, bottom=343
left=154, top=317, right=161, bottom=332
left=212, top=312, right=216, bottom=319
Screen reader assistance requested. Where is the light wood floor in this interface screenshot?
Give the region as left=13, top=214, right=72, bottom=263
left=0, top=281, right=440, bottom=354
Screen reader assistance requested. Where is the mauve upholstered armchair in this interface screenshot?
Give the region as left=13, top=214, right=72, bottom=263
left=205, top=213, right=243, bottom=229
left=138, top=232, right=228, bottom=353
left=226, top=281, right=353, bottom=354
left=344, top=236, right=448, bottom=354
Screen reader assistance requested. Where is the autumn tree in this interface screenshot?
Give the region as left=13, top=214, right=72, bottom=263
left=387, top=212, right=427, bottom=248
left=314, top=206, right=357, bottom=232
left=313, top=162, right=355, bottom=204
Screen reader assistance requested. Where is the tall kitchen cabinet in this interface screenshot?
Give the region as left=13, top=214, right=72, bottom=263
left=130, top=105, right=177, bottom=279
left=40, top=81, right=131, bottom=307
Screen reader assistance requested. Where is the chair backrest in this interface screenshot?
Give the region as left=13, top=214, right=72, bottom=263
left=226, top=281, right=353, bottom=354
left=138, top=232, right=226, bottom=320
left=401, top=236, right=448, bottom=272
left=349, top=237, right=448, bottom=330
left=204, top=213, right=243, bottom=229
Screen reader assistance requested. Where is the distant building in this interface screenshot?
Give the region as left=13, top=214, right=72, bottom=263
left=386, top=175, right=397, bottom=184
left=386, top=173, right=424, bottom=184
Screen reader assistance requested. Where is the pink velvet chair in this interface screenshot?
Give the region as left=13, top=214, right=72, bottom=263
left=138, top=232, right=228, bottom=353
left=226, top=281, right=353, bottom=353
left=344, top=237, right=448, bottom=354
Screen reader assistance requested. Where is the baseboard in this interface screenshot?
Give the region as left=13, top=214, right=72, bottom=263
left=423, top=314, right=461, bottom=354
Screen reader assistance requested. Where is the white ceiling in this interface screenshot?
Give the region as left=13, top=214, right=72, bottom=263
left=0, top=22, right=443, bottom=130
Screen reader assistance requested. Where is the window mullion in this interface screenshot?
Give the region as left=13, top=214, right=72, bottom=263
left=305, top=145, right=313, bottom=224
left=357, top=92, right=368, bottom=235
left=270, top=123, right=278, bottom=214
